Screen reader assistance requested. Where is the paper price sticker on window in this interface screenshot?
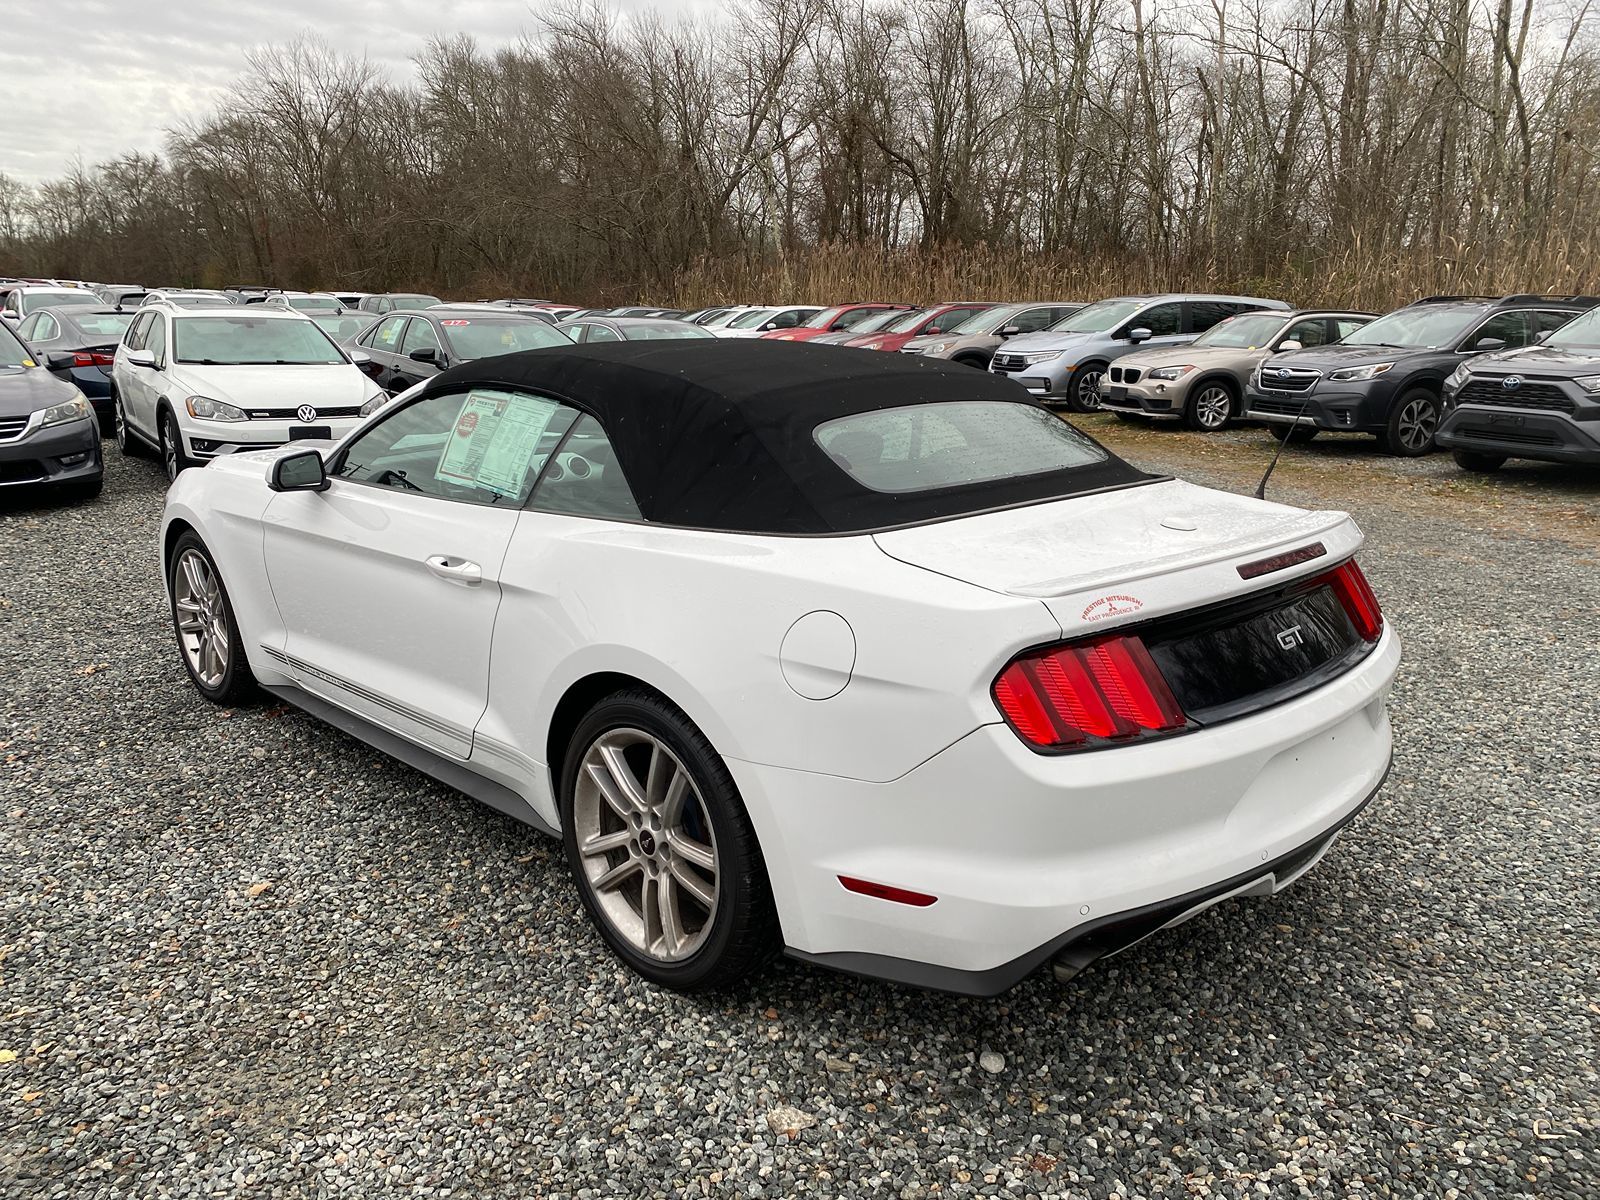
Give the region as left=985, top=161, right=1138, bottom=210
left=436, top=389, right=560, bottom=498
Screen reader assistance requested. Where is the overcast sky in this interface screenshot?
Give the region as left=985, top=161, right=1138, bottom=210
left=1, top=0, right=704, bottom=184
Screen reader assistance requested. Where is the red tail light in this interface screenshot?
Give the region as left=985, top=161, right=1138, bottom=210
left=993, top=633, right=1187, bottom=751
left=1318, top=559, right=1383, bottom=642
left=71, top=352, right=115, bottom=367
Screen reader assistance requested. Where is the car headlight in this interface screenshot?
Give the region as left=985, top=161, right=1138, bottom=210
left=359, top=392, right=389, bottom=416
left=859, top=340, right=884, bottom=350
left=1019, top=350, right=1064, bottom=364
left=1147, top=365, right=1194, bottom=381
left=922, top=341, right=954, bottom=354
left=1328, top=362, right=1393, bottom=382
left=1446, top=363, right=1471, bottom=388
left=38, top=394, right=93, bottom=428
left=185, top=395, right=248, bottom=421
left=1575, top=375, right=1600, bottom=393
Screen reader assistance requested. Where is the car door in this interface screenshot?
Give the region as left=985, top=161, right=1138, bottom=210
left=365, top=315, right=410, bottom=393
left=1118, top=301, right=1187, bottom=353
left=261, top=385, right=580, bottom=759
left=390, top=317, right=443, bottom=392
left=118, top=311, right=160, bottom=439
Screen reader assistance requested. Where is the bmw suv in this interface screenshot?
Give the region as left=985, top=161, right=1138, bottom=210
left=1436, top=302, right=1600, bottom=471
left=1245, top=295, right=1595, bottom=456
left=990, top=294, right=1289, bottom=412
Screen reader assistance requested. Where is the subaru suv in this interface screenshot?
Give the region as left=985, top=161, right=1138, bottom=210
left=990, top=294, right=1289, bottom=411
left=1245, top=295, right=1593, bottom=456
left=1436, top=301, right=1600, bottom=471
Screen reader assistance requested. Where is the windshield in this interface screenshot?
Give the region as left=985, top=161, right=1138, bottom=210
left=703, top=308, right=751, bottom=327
left=1546, top=307, right=1600, bottom=349
left=23, top=291, right=97, bottom=313
left=313, top=314, right=368, bottom=340
left=0, top=322, right=30, bottom=367
left=816, top=401, right=1109, bottom=494
left=73, top=312, right=136, bottom=339
left=882, top=308, right=933, bottom=334
left=1343, top=305, right=1483, bottom=349
left=621, top=322, right=714, bottom=341
left=841, top=309, right=908, bottom=335
left=949, top=304, right=1024, bottom=335
left=439, top=318, right=569, bottom=358
left=802, top=306, right=846, bottom=329
left=1053, top=299, right=1144, bottom=334
left=1192, top=312, right=1287, bottom=349
left=728, top=308, right=776, bottom=329
left=288, top=295, right=344, bottom=313
left=174, top=316, right=346, bottom=365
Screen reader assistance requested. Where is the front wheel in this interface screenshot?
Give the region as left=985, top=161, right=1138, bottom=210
left=1379, top=389, right=1440, bottom=457
left=113, top=388, right=145, bottom=459
left=159, top=409, right=193, bottom=481
left=1183, top=381, right=1238, bottom=431
left=167, top=531, right=257, bottom=704
left=1453, top=449, right=1506, bottom=473
left=560, top=689, right=777, bottom=992
left=1065, top=364, right=1106, bottom=413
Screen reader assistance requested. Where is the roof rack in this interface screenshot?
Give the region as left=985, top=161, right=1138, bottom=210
left=1410, top=295, right=1498, bottom=305
left=1497, top=293, right=1600, bottom=306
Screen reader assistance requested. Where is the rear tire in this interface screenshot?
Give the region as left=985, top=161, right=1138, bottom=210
left=167, top=530, right=257, bottom=705
left=559, top=689, right=777, bottom=992
left=1379, top=388, right=1440, bottom=457
left=1065, top=364, right=1106, bottom=413
left=1453, top=449, right=1507, bottom=473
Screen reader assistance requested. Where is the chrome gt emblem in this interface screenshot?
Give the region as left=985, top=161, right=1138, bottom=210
left=1275, top=624, right=1306, bottom=650
left=1501, top=376, right=1523, bottom=391
left=296, top=404, right=319, bottom=422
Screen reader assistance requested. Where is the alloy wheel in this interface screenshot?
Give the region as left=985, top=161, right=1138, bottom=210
left=1193, top=385, right=1233, bottom=429
left=162, top=415, right=180, bottom=481
left=172, top=549, right=231, bottom=689
left=572, top=728, right=720, bottom=963
left=1397, top=395, right=1438, bottom=452
left=1076, top=368, right=1104, bottom=410
left=114, top=394, right=130, bottom=453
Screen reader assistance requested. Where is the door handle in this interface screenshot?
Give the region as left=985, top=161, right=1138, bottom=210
left=425, top=555, right=482, bottom=586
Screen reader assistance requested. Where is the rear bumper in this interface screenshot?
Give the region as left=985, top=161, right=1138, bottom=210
left=0, top=417, right=102, bottom=488
left=1436, top=408, right=1600, bottom=464
left=735, top=624, right=1400, bottom=995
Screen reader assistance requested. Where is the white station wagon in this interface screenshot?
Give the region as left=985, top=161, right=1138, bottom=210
left=159, top=341, right=1399, bottom=994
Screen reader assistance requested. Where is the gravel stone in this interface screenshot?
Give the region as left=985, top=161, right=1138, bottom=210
left=1, top=431, right=1596, bottom=1198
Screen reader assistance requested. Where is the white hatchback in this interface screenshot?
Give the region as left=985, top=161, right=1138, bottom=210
left=111, top=302, right=387, bottom=480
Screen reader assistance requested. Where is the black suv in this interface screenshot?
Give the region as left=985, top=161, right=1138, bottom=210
left=1244, top=295, right=1597, bottom=456
left=1436, top=303, right=1600, bottom=471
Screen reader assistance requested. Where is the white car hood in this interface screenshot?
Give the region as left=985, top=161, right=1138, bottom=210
left=874, top=479, right=1359, bottom=634
left=169, top=362, right=371, bottom=409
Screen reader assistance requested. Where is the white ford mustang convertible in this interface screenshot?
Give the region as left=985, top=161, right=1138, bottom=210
left=159, top=340, right=1399, bottom=994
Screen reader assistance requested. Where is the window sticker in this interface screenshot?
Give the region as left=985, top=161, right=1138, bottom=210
left=436, top=389, right=561, bottom=498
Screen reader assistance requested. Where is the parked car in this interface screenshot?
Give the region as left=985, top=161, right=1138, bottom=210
left=0, top=319, right=102, bottom=499
left=263, top=291, right=348, bottom=315
left=1103, top=309, right=1375, bottom=431
left=1, top=285, right=103, bottom=327
left=142, top=290, right=233, bottom=308
left=110, top=302, right=387, bottom=481
left=15, top=306, right=140, bottom=432
left=898, top=302, right=1084, bottom=369
left=95, top=283, right=146, bottom=305
left=357, top=293, right=443, bottom=315
left=159, top=339, right=1398, bottom=994
left=559, top=317, right=715, bottom=343
left=711, top=306, right=825, bottom=338
left=992, top=294, right=1290, bottom=412
left=1245, top=294, right=1594, bottom=456
left=760, top=303, right=912, bottom=343
left=1436, top=301, right=1600, bottom=471
left=331, top=292, right=373, bottom=308
left=837, top=302, right=997, bottom=352
left=807, top=307, right=912, bottom=346
left=349, top=305, right=570, bottom=395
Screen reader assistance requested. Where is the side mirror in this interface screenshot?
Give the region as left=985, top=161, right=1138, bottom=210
left=999, top=325, right=1021, bottom=337
left=124, top=348, right=157, bottom=369
left=1534, top=329, right=1552, bottom=344
left=1127, top=326, right=1153, bottom=343
left=349, top=350, right=372, bottom=366
left=1276, top=339, right=1303, bottom=352
left=1, top=310, right=18, bottom=322
left=408, top=347, right=439, bottom=364
left=1473, top=337, right=1507, bottom=352
left=45, top=351, right=77, bottom=372
left=269, top=450, right=329, bottom=493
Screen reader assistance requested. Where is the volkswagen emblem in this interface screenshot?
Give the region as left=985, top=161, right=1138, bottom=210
left=1501, top=376, right=1523, bottom=391
left=296, top=404, right=318, bottom=422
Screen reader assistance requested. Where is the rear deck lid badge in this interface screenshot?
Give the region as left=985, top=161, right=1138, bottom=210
left=1275, top=624, right=1306, bottom=650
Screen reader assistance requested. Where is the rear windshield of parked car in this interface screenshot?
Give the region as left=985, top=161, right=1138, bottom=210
left=288, top=296, right=344, bottom=312
left=1547, top=307, right=1600, bottom=349
left=441, top=318, right=570, bottom=359
left=1342, top=306, right=1483, bottom=349
left=391, top=295, right=441, bottom=309
left=173, top=316, right=346, bottom=365
left=23, top=291, right=97, bottom=313
left=815, top=401, right=1109, bottom=494
left=1191, top=312, right=1285, bottom=348
left=1052, top=298, right=1144, bottom=333
left=74, top=313, right=136, bottom=338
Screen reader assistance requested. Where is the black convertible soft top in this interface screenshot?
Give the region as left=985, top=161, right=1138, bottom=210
left=425, top=340, right=1155, bottom=535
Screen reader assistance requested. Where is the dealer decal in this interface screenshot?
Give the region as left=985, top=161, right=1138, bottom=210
left=1080, top=594, right=1144, bottom=623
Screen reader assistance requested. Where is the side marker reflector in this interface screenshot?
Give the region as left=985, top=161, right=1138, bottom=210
left=838, top=876, right=938, bottom=907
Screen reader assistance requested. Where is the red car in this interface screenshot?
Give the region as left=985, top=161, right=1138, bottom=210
left=760, top=302, right=914, bottom=343
left=836, top=302, right=997, bottom=352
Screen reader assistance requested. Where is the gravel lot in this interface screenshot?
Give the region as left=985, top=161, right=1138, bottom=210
left=2, top=424, right=1596, bottom=1198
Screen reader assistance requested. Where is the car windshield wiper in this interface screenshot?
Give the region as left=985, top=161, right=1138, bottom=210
left=184, top=358, right=243, bottom=365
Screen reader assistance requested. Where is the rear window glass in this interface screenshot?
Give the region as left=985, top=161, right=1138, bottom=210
left=815, top=401, right=1108, bottom=494
left=441, top=318, right=570, bottom=359
left=75, top=313, right=136, bottom=338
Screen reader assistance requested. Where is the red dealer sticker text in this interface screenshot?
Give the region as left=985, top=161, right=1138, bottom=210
left=1080, top=594, right=1145, bottom=623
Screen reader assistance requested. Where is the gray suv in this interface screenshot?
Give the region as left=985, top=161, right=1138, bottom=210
left=989, top=293, right=1290, bottom=411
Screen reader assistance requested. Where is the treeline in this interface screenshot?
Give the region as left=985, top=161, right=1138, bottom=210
left=1, top=0, right=1597, bottom=309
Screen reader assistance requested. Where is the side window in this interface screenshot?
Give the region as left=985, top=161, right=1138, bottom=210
left=563, top=323, right=589, bottom=343
left=16, top=314, right=42, bottom=340
left=528, top=414, right=641, bottom=521
left=584, top=323, right=622, bottom=343
left=124, top=313, right=151, bottom=350
left=766, top=310, right=802, bottom=330
left=1534, top=310, right=1575, bottom=336
left=1282, top=318, right=1330, bottom=348
left=1133, top=303, right=1183, bottom=337
left=1008, top=307, right=1059, bottom=334
left=401, top=318, right=441, bottom=356
left=1462, top=311, right=1530, bottom=351
left=146, top=316, right=168, bottom=364
left=372, top=315, right=408, bottom=352
left=38, top=314, right=60, bottom=340
left=926, top=307, right=981, bottom=334
left=1333, top=317, right=1369, bottom=340
left=335, top=388, right=579, bottom=507
left=1185, top=302, right=1234, bottom=334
